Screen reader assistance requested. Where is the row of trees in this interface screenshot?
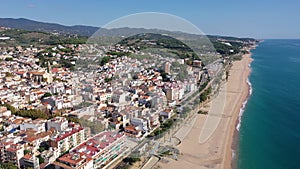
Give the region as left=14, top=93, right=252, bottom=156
left=200, top=86, right=212, bottom=102
left=1, top=102, right=109, bottom=136
left=148, top=117, right=176, bottom=137
left=14, top=109, right=48, bottom=119
left=0, top=103, right=98, bottom=131
left=1, top=103, right=48, bottom=119
left=0, top=162, right=17, bottom=169
left=106, top=51, right=130, bottom=57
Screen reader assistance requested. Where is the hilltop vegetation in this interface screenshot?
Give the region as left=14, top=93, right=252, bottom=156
left=0, top=28, right=87, bottom=47
left=118, top=33, right=201, bottom=60
left=116, top=33, right=255, bottom=64
left=0, top=17, right=258, bottom=65
left=0, top=18, right=98, bottom=36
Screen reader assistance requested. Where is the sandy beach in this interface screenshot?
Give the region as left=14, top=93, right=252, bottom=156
left=157, top=53, right=253, bottom=169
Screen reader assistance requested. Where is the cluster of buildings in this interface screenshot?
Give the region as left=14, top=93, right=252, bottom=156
left=0, top=41, right=209, bottom=168
left=71, top=44, right=207, bottom=138
left=0, top=110, right=82, bottom=168
left=0, top=109, right=126, bottom=169
left=54, top=131, right=126, bottom=169
left=0, top=45, right=82, bottom=113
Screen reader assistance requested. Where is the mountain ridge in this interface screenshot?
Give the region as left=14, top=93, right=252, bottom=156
left=0, top=18, right=99, bottom=36
left=0, top=18, right=256, bottom=42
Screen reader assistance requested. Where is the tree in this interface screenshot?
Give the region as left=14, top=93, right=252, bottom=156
left=182, top=107, right=191, bottom=114
left=104, top=77, right=112, bottom=83
left=37, top=147, right=46, bottom=152
left=38, top=155, right=45, bottom=164
left=5, top=72, right=14, bottom=77
left=5, top=57, right=13, bottom=61
left=24, top=149, right=31, bottom=155
left=160, top=71, right=169, bottom=82
left=0, top=162, right=17, bottom=169
left=200, top=86, right=212, bottom=102
left=100, top=56, right=110, bottom=66
left=1, top=103, right=17, bottom=114
left=15, top=109, right=48, bottom=119
left=65, top=116, right=80, bottom=123
left=185, top=59, right=193, bottom=65
left=41, top=92, right=52, bottom=100
left=79, top=119, right=104, bottom=134
left=123, top=157, right=141, bottom=165
left=226, top=70, right=229, bottom=81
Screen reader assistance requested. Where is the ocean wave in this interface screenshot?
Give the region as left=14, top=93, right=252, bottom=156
left=236, top=79, right=252, bottom=131
left=232, top=149, right=236, bottom=159
left=247, top=79, right=253, bottom=95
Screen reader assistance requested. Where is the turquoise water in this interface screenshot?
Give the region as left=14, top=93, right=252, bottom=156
left=238, top=40, right=300, bottom=169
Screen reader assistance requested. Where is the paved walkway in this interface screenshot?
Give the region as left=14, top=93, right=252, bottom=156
left=174, top=116, right=197, bottom=141
left=199, top=83, right=227, bottom=143
left=141, top=156, right=160, bottom=169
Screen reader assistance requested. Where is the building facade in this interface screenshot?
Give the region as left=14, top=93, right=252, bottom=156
left=54, top=131, right=127, bottom=169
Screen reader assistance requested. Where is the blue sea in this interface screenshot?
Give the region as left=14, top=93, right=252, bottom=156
left=237, top=40, right=300, bottom=169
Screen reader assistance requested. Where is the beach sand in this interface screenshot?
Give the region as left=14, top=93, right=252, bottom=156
left=157, top=53, right=253, bottom=169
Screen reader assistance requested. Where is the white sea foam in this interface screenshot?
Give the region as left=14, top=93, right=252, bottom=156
left=232, top=59, right=254, bottom=160
left=236, top=78, right=252, bottom=131
left=247, top=79, right=253, bottom=95
left=232, top=149, right=236, bottom=159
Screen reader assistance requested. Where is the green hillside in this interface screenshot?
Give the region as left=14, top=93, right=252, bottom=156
left=0, top=28, right=87, bottom=47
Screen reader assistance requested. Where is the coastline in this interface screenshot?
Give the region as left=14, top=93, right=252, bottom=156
left=223, top=52, right=253, bottom=169
left=231, top=64, right=253, bottom=169
left=156, top=51, right=254, bottom=169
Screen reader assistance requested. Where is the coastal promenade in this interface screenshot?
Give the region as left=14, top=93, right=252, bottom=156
left=157, top=53, right=253, bottom=169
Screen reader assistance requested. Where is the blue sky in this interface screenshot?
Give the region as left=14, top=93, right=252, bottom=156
left=1, top=0, right=299, bottom=39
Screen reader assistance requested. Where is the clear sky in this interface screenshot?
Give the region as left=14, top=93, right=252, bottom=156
left=0, top=0, right=299, bottom=39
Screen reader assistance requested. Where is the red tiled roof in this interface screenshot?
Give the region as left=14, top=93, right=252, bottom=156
left=58, top=152, right=91, bottom=165
left=52, top=68, right=59, bottom=73
left=42, top=102, right=49, bottom=106
left=12, top=119, right=23, bottom=124
left=24, top=137, right=36, bottom=142
left=71, top=131, right=124, bottom=158
left=36, top=91, right=45, bottom=95
left=29, top=71, right=45, bottom=76
left=6, top=147, right=18, bottom=152
left=16, top=71, right=25, bottom=75
left=125, top=125, right=140, bottom=132
left=22, top=153, right=32, bottom=160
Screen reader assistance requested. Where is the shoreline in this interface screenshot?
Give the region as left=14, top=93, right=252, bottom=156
left=231, top=67, right=253, bottom=169
left=156, top=51, right=254, bottom=169
left=226, top=52, right=254, bottom=169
